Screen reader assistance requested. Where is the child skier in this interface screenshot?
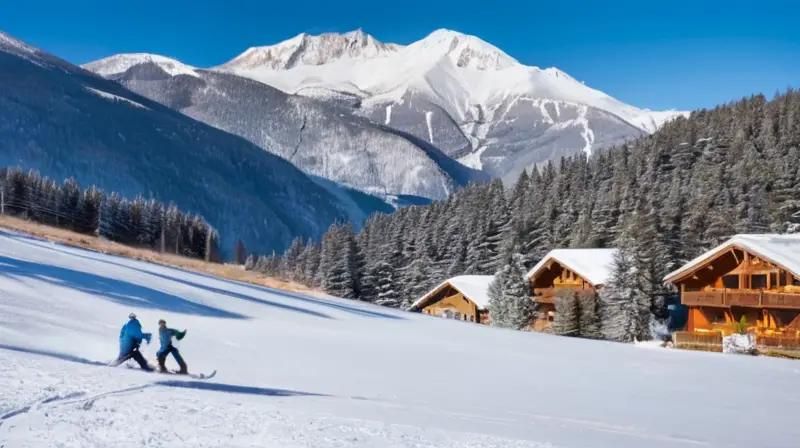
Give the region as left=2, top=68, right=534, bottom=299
left=112, top=313, right=153, bottom=370
left=157, top=319, right=188, bottom=374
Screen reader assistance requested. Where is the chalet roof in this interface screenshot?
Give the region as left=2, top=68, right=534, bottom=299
left=410, top=275, right=495, bottom=311
left=526, top=248, right=618, bottom=287
left=663, top=234, right=800, bottom=284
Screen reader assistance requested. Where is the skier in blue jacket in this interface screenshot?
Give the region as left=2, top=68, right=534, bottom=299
left=156, top=319, right=188, bottom=374
left=111, top=313, right=153, bottom=370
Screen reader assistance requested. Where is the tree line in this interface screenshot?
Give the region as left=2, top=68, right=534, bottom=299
left=0, top=167, right=220, bottom=261
left=247, top=89, right=800, bottom=341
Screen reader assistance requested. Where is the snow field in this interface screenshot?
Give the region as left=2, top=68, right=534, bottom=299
left=0, top=230, right=798, bottom=447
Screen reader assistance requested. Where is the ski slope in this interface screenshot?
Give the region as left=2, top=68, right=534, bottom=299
left=0, top=230, right=797, bottom=448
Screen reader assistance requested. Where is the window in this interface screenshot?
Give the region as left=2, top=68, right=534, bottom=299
left=722, top=275, right=740, bottom=289
left=794, top=276, right=800, bottom=287
left=770, top=272, right=778, bottom=289
left=751, top=274, right=767, bottom=290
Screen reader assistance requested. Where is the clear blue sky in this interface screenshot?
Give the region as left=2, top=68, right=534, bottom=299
left=2, top=0, right=797, bottom=111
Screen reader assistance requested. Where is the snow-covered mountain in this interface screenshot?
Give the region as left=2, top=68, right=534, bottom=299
left=0, top=31, right=393, bottom=256
left=84, top=52, right=488, bottom=201
left=212, top=29, right=688, bottom=182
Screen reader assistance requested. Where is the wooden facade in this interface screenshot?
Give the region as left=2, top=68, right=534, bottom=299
left=410, top=279, right=491, bottom=324
left=527, top=253, right=610, bottom=331
left=666, top=244, right=800, bottom=339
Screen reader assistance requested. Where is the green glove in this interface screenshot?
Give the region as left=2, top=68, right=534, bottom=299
left=175, top=329, right=187, bottom=340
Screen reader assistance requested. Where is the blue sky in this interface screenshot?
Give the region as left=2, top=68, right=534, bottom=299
left=1, top=0, right=797, bottom=111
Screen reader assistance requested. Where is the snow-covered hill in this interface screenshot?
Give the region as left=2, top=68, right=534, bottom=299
left=1, top=230, right=797, bottom=448
left=0, top=31, right=394, bottom=256
left=212, top=29, right=689, bottom=181
left=83, top=53, right=488, bottom=200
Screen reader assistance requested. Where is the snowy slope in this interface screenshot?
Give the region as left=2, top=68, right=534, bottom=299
left=1, top=231, right=798, bottom=448
left=212, top=29, right=689, bottom=181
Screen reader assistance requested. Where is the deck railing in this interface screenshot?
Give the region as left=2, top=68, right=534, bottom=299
left=683, top=289, right=800, bottom=309
left=532, top=286, right=585, bottom=303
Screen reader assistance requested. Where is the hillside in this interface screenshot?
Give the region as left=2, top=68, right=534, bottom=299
left=83, top=54, right=488, bottom=200
left=257, top=90, right=800, bottom=322
left=1, top=229, right=797, bottom=447
left=0, top=31, right=391, bottom=256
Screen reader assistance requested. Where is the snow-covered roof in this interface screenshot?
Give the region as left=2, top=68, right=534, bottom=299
left=410, top=275, right=495, bottom=311
left=663, top=234, right=800, bottom=284
left=526, top=248, right=618, bottom=287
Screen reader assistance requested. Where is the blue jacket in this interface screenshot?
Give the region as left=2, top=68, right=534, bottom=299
left=119, top=319, right=151, bottom=356
left=157, top=328, right=187, bottom=356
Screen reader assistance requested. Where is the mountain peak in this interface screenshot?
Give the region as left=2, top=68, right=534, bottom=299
left=410, top=29, right=520, bottom=71
left=216, top=29, right=401, bottom=72
left=82, top=53, right=200, bottom=78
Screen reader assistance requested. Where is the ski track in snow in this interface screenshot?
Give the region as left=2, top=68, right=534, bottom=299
left=0, top=230, right=798, bottom=447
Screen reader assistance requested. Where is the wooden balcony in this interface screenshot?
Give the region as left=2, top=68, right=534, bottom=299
left=533, top=286, right=584, bottom=304
left=683, top=289, right=800, bottom=309
left=532, top=288, right=555, bottom=303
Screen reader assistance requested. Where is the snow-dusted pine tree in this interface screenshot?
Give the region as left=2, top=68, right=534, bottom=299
left=577, top=291, right=602, bottom=339
left=487, top=254, right=534, bottom=330
left=401, top=255, right=435, bottom=309
left=600, top=243, right=646, bottom=342
left=371, top=261, right=401, bottom=308
left=552, top=289, right=580, bottom=337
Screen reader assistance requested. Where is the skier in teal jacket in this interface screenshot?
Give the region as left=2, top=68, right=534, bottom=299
left=157, top=319, right=188, bottom=374
left=112, top=313, right=153, bottom=370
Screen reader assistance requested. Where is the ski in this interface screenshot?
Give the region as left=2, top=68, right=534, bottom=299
left=172, top=369, right=217, bottom=380
left=120, top=363, right=216, bottom=380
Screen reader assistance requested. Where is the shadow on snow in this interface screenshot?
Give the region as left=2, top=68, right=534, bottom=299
left=0, top=343, right=108, bottom=367
left=3, top=231, right=402, bottom=320
left=0, top=254, right=248, bottom=319
left=154, top=380, right=329, bottom=398
left=0, top=344, right=364, bottom=403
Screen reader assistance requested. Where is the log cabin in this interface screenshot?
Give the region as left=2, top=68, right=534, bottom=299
left=663, top=234, right=800, bottom=340
left=409, top=275, right=493, bottom=324
left=526, top=248, right=617, bottom=331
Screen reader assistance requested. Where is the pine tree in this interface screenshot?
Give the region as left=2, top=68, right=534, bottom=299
left=486, top=254, right=534, bottom=330
left=318, top=223, right=361, bottom=300
left=371, top=261, right=401, bottom=308
left=301, top=242, right=322, bottom=287
left=233, top=240, right=247, bottom=265
left=600, top=245, right=646, bottom=342
left=577, top=291, right=602, bottom=339
left=401, top=255, right=435, bottom=309
left=279, top=236, right=304, bottom=281
left=552, top=289, right=580, bottom=337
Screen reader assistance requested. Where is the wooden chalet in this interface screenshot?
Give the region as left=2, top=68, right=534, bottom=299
left=526, top=248, right=617, bottom=331
left=664, top=234, right=800, bottom=339
left=409, top=275, right=493, bottom=324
